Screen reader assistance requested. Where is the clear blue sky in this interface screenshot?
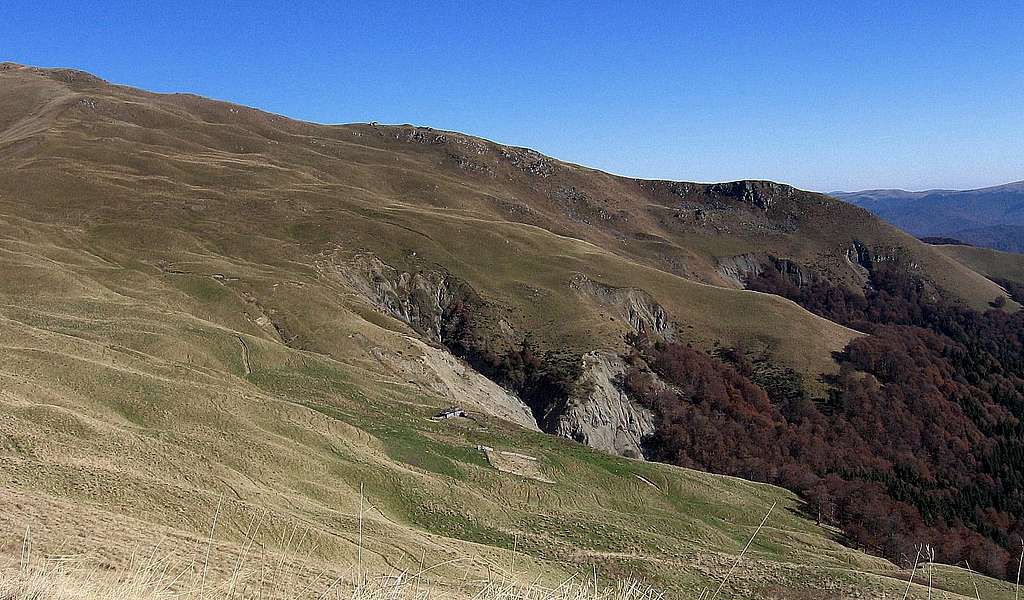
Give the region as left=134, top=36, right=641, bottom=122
left=3, top=1, right=1022, bottom=191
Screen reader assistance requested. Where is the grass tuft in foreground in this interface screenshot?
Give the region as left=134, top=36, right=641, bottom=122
left=0, top=560, right=662, bottom=600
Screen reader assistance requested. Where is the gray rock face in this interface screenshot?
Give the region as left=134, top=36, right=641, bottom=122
left=769, top=257, right=810, bottom=287
left=717, top=253, right=813, bottom=288
left=328, top=253, right=538, bottom=430
left=340, top=253, right=458, bottom=343
left=707, top=180, right=796, bottom=211
left=553, top=351, right=655, bottom=459
left=334, top=254, right=660, bottom=458
left=569, top=274, right=674, bottom=338
left=716, top=253, right=764, bottom=288
left=397, top=338, right=539, bottom=430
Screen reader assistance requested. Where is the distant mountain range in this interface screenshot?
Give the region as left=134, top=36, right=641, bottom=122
left=834, top=181, right=1024, bottom=253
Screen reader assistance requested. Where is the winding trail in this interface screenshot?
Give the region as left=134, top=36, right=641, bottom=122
left=237, top=335, right=252, bottom=376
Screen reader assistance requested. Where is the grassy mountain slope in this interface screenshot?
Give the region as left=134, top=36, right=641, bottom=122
left=0, top=63, right=1008, bottom=375
left=0, top=203, right=1012, bottom=599
left=937, top=243, right=1024, bottom=285
left=0, top=63, right=1017, bottom=597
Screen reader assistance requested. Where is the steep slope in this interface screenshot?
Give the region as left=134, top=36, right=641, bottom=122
left=3, top=61, right=1015, bottom=455
left=837, top=182, right=1024, bottom=252
left=0, top=63, right=1006, bottom=371
left=0, top=63, right=1019, bottom=597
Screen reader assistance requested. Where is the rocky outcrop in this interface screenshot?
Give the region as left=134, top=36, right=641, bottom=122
left=553, top=351, right=655, bottom=459
left=499, top=146, right=556, bottom=178
left=716, top=253, right=765, bottom=288
left=718, top=254, right=812, bottom=288
left=707, top=180, right=796, bottom=211
left=768, top=257, right=810, bottom=287
left=847, top=239, right=907, bottom=268
left=569, top=274, right=674, bottom=338
left=337, top=254, right=461, bottom=343
left=318, top=252, right=538, bottom=429
left=334, top=256, right=660, bottom=455
left=847, top=240, right=873, bottom=270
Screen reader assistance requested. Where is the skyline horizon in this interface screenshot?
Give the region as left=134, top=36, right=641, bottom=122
left=9, top=57, right=1022, bottom=196
left=3, top=2, right=1021, bottom=193
left=9, top=58, right=1022, bottom=195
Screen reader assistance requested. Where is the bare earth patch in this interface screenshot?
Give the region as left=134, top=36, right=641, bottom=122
left=479, top=447, right=555, bottom=484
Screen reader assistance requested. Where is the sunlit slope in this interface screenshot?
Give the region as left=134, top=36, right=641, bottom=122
left=1, top=63, right=1020, bottom=597
left=0, top=214, right=1013, bottom=599
left=937, top=243, right=1024, bottom=286
left=0, top=63, right=1007, bottom=380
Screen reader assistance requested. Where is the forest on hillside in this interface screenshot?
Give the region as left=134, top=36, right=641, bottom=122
left=412, top=237, right=1024, bottom=579
left=620, top=260, right=1024, bottom=579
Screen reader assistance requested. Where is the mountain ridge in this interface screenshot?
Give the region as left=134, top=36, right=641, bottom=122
left=1, top=63, right=1021, bottom=597
left=836, top=181, right=1024, bottom=252
left=4, top=64, right=1011, bottom=364
left=834, top=180, right=1024, bottom=198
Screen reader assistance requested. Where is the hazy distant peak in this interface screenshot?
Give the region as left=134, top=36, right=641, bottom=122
left=839, top=180, right=1024, bottom=253
left=834, top=180, right=1024, bottom=199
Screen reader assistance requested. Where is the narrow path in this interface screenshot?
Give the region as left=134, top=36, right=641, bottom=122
left=634, top=473, right=660, bottom=491
left=237, top=335, right=252, bottom=375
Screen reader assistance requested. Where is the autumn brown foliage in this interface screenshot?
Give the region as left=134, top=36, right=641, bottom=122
left=624, top=262, right=1024, bottom=579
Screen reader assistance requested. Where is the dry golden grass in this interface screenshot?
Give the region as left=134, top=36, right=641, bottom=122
left=0, top=63, right=1020, bottom=599
left=0, top=62, right=1006, bottom=380
left=0, top=562, right=663, bottom=600
left=937, top=244, right=1024, bottom=287
left=1, top=526, right=662, bottom=600
left=1, top=513, right=1015, bottom=600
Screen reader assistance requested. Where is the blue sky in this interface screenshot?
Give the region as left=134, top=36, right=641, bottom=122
left=3, top=1, right=1022, bottom=191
